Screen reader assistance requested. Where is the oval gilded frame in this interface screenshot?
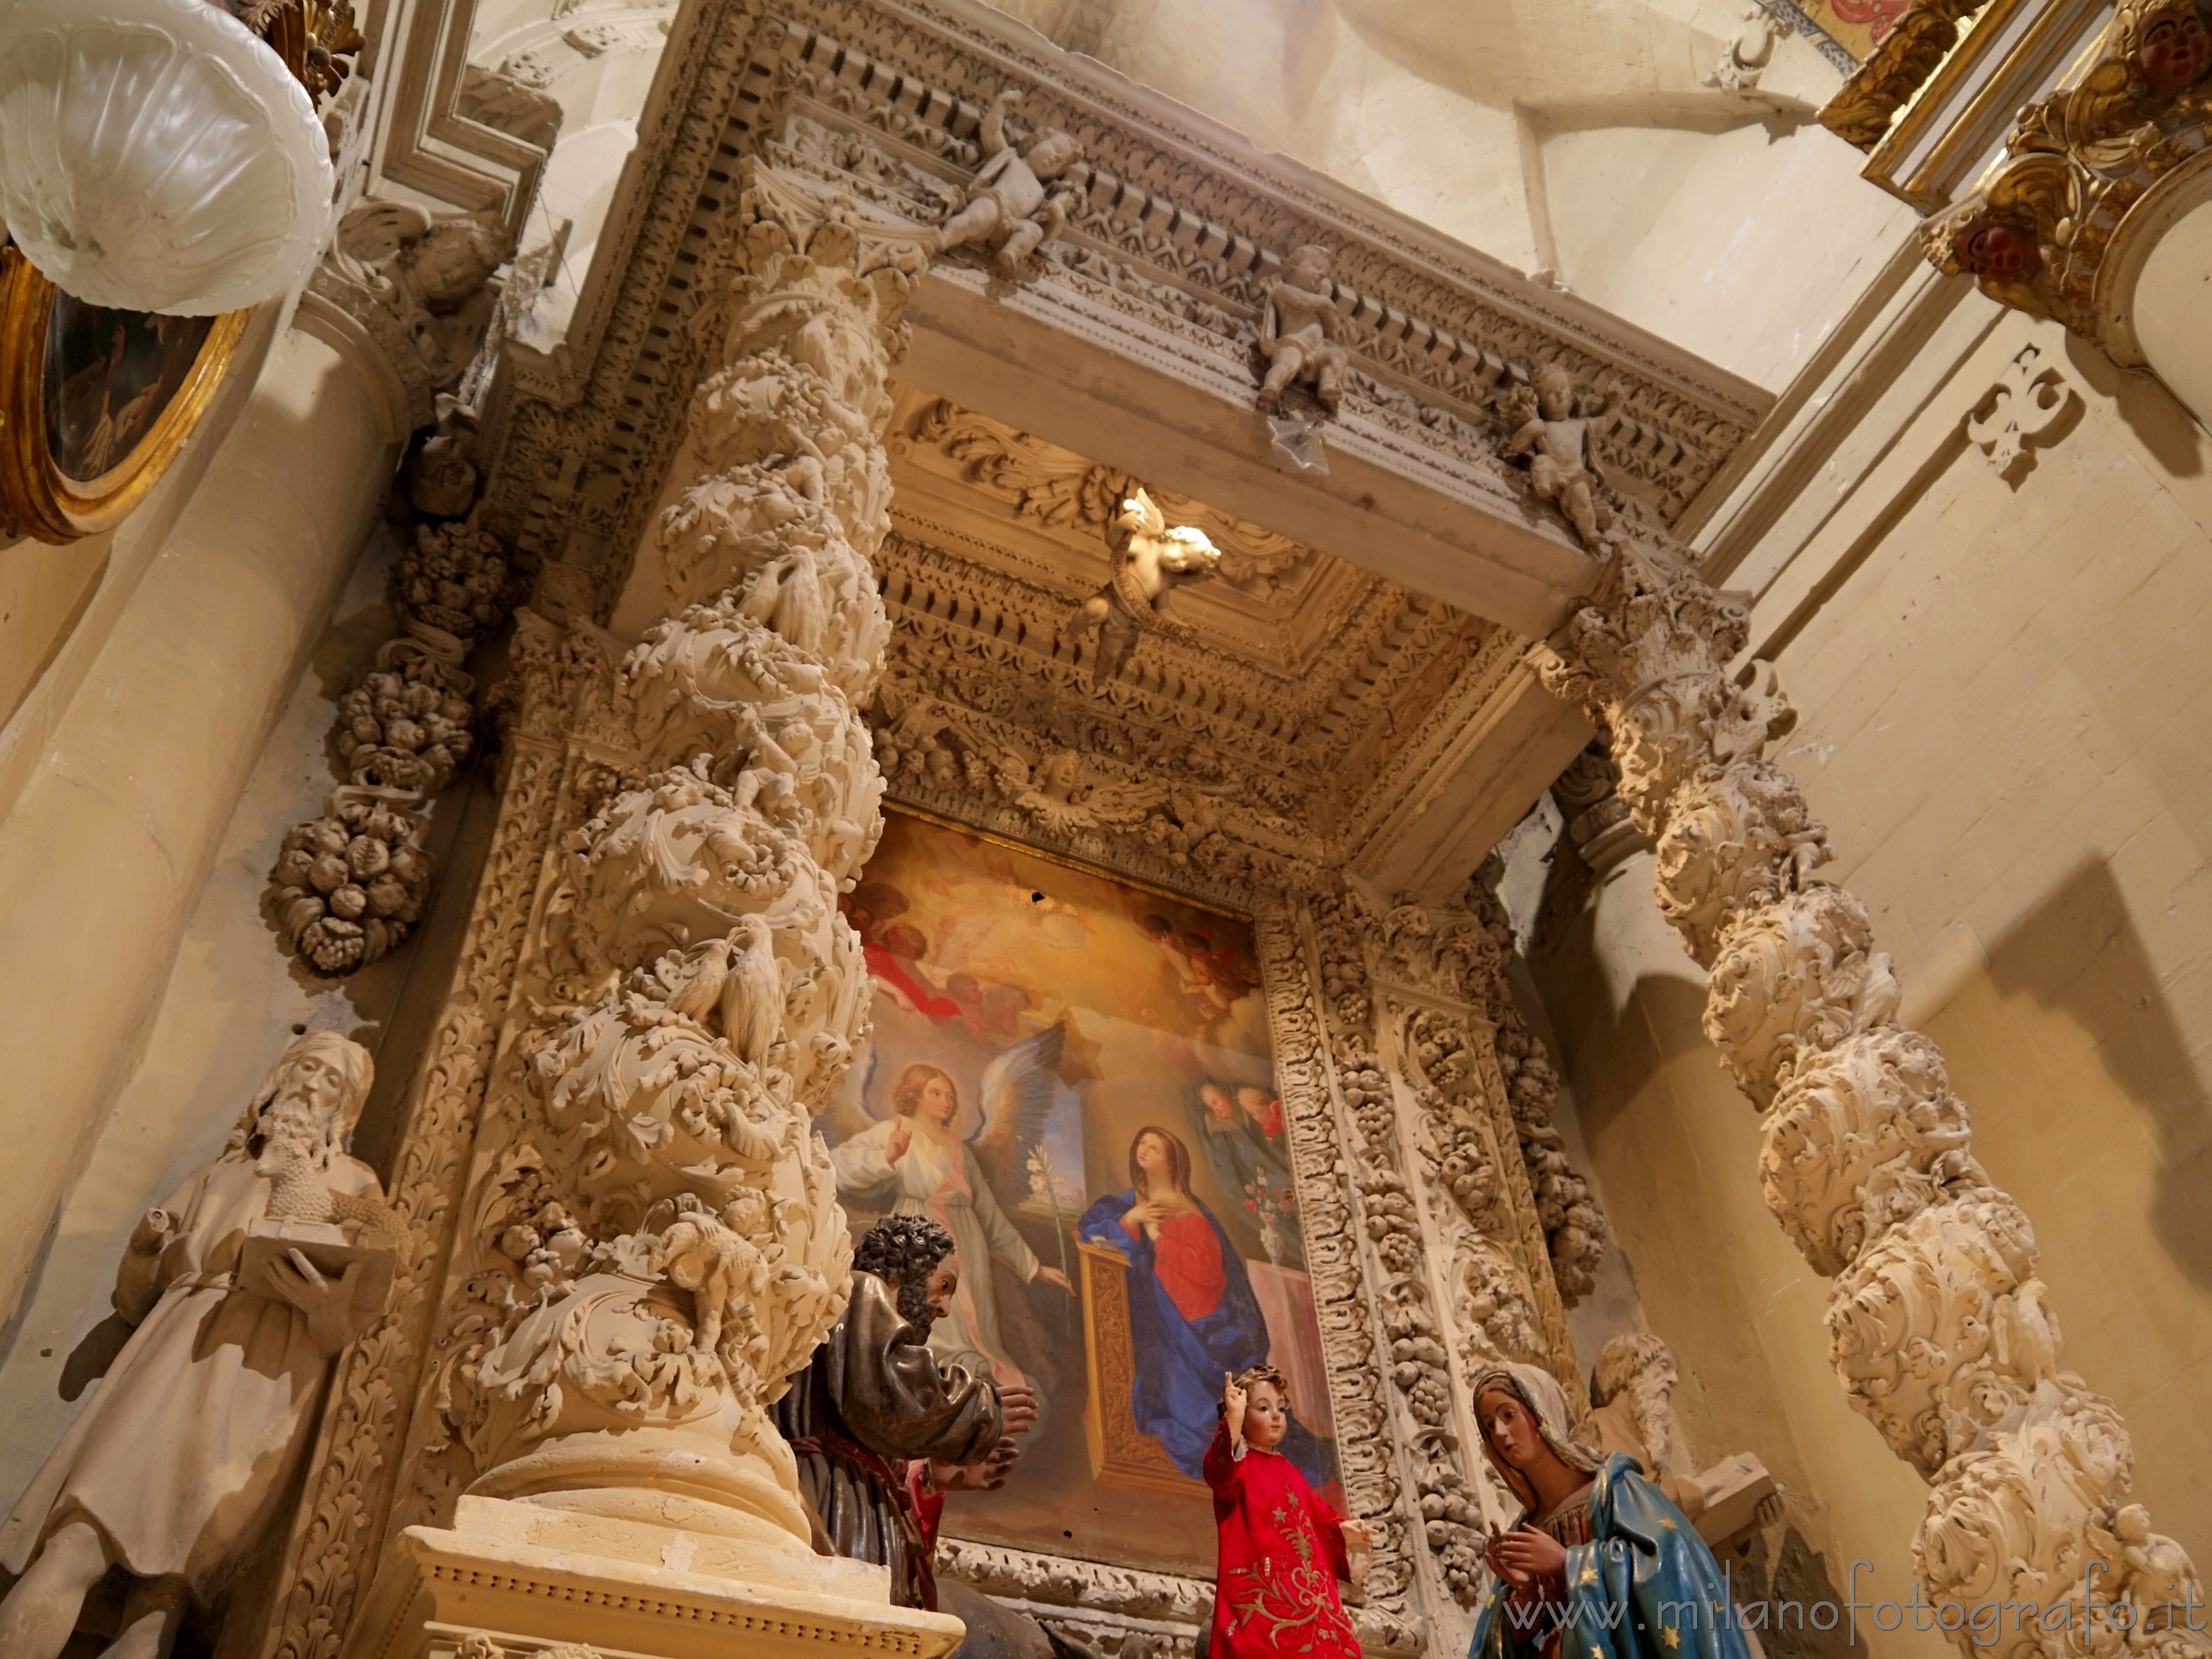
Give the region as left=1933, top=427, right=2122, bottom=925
left=0, top=249, right=251, bottom=545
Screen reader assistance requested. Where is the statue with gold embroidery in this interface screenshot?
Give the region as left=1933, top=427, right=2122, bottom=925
left=1468, top=1364, right=1754, bottom=1659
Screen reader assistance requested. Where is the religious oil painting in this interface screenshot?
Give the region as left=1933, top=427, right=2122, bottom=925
left=820, top=810, right=1342, bottom=1575
left=44, top=292, right=215, bottom=484
left=0, top=247, right=246, bottom=544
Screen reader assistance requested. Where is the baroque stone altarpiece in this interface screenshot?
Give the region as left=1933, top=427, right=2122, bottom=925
left=232, top=3, right=1788, bottom=1657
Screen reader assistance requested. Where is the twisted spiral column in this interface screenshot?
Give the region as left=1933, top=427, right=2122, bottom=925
left=1537, top=540, right=2209, bottom=1658
left=447, top=166, right=926, bottom=1554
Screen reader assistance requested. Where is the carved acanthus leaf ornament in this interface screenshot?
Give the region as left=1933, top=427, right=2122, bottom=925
left=1536, top=536, right=2211, bottom=1657
left=1919, top=0, right=2212, bottom=362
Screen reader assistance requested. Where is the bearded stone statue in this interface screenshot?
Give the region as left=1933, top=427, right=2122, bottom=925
left=0, top=1032, right=398, bottom=1659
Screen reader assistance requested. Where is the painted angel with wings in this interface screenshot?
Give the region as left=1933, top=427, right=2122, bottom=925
left=1066, top=488, right=1224, bottom=690
left=827, top=1023, right=1076, bottom=1395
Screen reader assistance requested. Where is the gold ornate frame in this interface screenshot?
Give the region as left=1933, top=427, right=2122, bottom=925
left=0, top=249, right=250, bottom=545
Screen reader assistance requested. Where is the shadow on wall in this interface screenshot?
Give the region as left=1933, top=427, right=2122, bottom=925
left=1963, top=855, right=2212, bottom=1290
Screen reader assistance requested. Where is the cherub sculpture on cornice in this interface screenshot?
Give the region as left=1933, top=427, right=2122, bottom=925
left=933, top=88, right=1083, bottom=271
left=1504, top=363, right=1621, bottom=554
left=1065, top=488, right=1223, bottom=689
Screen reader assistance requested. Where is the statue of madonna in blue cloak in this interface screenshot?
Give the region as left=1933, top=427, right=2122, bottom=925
left=1468, top=1363, right=1754, bottom=1659
left=1077, top=1125, right=1329, bottom=1488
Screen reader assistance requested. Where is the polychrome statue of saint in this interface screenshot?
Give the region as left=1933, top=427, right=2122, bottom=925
left=1204, top=1364, right=1371, bottom=1659
left=1467, top=1363, right=1755, bottom=1659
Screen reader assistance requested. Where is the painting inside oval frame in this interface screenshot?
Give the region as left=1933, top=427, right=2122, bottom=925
left=0, top=246, right=249, bottom=544
left=817, top=806, right=1343, bottom=1577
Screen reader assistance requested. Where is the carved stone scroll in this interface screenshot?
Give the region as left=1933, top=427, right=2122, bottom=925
left=1535, top=536, right=2212, bottom=1658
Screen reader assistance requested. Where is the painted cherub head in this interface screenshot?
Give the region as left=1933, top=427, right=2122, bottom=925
left=2128, top=1, right=2212, bottom=95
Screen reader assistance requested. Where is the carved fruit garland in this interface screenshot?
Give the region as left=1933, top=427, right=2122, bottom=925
left=425, top=168, right=921, bottom=1536
left=1535, top=538, right=2211, bottom=1658
left=268, top=522, right=514, bottom=976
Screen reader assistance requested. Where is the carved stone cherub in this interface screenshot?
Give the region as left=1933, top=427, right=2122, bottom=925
left=1504, top=363, right=1619, bottom=551
left=329, top=201, right=508, bottom=394
left=1065, top=487, right=1223, bottom=688
left=0, top=1034, right=398, bottom=1659
left=1256, top=243, right=1349, bottom=415
left=935, top=89, right=1084, bottom=271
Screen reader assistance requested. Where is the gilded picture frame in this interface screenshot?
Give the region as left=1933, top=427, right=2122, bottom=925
left=0, top=248, right=250, bottom=545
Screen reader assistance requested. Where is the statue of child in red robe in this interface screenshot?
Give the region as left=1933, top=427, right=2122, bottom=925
left=1204, top=1364, right=1371, bottom=1659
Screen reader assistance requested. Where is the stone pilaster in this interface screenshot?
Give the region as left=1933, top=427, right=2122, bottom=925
left=1536, top=538, right=2211, bottom=1658
left=335, top=162, right=959, bottom=1659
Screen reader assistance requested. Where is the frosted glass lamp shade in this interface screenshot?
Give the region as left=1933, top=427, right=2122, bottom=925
left=0, top=0, right=333, bottom=315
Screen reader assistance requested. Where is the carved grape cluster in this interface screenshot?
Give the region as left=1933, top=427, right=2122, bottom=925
left=333, top=640, right=476, bottom=794
left=395, top=523, right=511, bottom=643
left=267, top=788, right=432, bottom=974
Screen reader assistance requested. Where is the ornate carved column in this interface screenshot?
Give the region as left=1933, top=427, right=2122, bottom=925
left=331, top=164, right=960, bottom=1659
left=1293, top=889, right=1590, bottom=1653
left=1536, top=539, right=2210, bottom=1657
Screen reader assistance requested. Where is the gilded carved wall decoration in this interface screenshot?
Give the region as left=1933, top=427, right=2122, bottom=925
left=1818, top=0, right=1989, bottom=149
left=1918, top=0, right=2212, bottom=362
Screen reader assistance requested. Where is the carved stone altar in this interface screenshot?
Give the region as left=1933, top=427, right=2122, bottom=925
left=222, top=4, right=1718, bottom=1654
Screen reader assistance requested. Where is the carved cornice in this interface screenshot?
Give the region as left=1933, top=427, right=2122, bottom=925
left=474, top=0, right=1768, bottom=621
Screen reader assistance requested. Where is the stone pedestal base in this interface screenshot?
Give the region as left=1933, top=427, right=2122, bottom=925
left=342, top=1496, right=967, bottom=1659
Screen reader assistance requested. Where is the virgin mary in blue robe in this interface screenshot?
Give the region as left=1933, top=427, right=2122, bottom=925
left=1468, top=1363, right=1755, bottom=1659
left=1077, top=1124, right=1330, bottom=1487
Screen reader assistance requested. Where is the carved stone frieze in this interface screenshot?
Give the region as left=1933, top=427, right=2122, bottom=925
left=1537, top=533, right=2212, bottom=1658
left=1255, top=906, right=1424, bottom=1637
left=1296, top=887, right=1599, bottom=1639
left=475, top=0, right=1768, bottom=628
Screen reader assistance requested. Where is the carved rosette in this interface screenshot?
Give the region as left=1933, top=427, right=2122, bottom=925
left=1538, top=538, right=2211, bottom=1657
left=431, top=165, right=924, bottom=1550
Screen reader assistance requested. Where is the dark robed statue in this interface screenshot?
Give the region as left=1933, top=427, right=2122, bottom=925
left=775, top=1214, right=1020, bottom=1608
